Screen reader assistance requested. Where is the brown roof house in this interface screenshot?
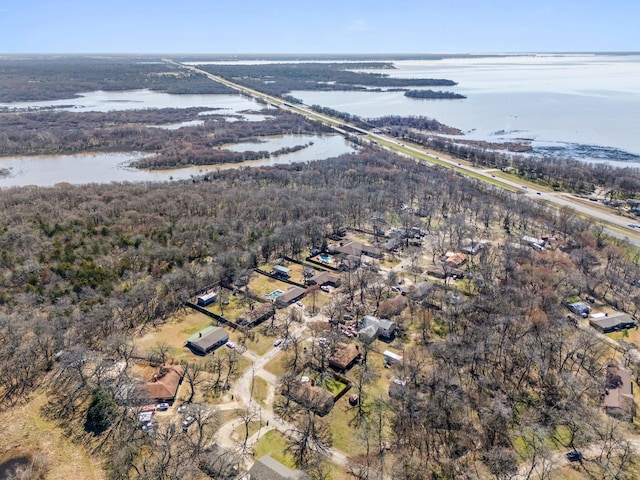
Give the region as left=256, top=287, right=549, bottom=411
left=145, top=365, right=185, bottom=403
left=329, top=343, right=361, bottom=371
left=274, top=286, right=307, bottom=308
left=244, top=455, right=309, bottom=480
left=285, top=381, right=334, bottom=416
left=604, top=365, right=635, bottom=421
left=307, top=271, right=342, bottom=288
left=444, top=252, right=467, bottom=267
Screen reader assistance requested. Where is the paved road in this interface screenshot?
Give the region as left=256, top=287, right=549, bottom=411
left=166, top=59, right=640, bottom=248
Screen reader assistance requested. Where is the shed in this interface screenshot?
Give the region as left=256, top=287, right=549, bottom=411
left=272, top=265, right=290, bottom=277
left=568, top=302, right=591, bottom=318
left=383, top=350, right=403, bottom=365
left=197, top=290, right=218, bottom=307
left=187, top=326, right=229, bottom=355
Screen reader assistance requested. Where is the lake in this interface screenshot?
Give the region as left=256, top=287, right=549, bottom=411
left=291, top=54, right=640, bottom=163
left=0, top=89, right=261, bottom=114
left=0, top=134, right=355, bottom=188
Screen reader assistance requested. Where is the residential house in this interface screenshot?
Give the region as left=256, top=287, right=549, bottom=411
left=590, top=313, right=636, bottom=333
left=332, top=240, right=381, bottom=258
left=604, top=365, right=635, bottom=421
left=444, top=252, right=467, bottom=267
left=274, top=286, right=307, bottom=308
left=187, top=326, right=229, bottom=355
left=244, top=455, right=309, bottom=480
left=357, top=315, right=396, bottom=340
left=145, top=365, right=185, bottom=403
left=307, top=271, right=342, bottom=288
left=199, top=445, right=239, bottom=480
left=285, top=382, right=334, bottom=416
left=329, top=343, right=360, bottom=371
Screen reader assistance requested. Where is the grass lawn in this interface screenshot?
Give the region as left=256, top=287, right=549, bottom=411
left=136, top=311, right=214, bottom=364
left=251, top=376, right=269, bottom=406
left=247, top=272, right=291, bottom=297
left=325, top=395, right=365, bottom=457
left=244, top=330, right=279, bottom=357
left=0, top=393, right=106, bottom=480
left=253, top=429, right=296, bottom=469
left=205, top=293, right=243, bottom=322
left=264, top=352, right=290, bottom=377
left=233, top=420, right=264, bottom=444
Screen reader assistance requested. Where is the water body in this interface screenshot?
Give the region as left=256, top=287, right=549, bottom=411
left=0, top=135, right=355, bottom=188
left=0, top=89, right=261, bottom=113
left=291, top=54, right=640, bottom=163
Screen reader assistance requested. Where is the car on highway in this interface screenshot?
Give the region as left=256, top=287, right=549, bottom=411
left=628, top=224, right=640, bottom=229
left=522, top=185, right=528, bottom=189
left=536, top=192, right=541, bottom=195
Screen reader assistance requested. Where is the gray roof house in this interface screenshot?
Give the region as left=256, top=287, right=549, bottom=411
left=186, top=326, right=229, bottom=355
left=244, top=455, right=309, bottom=480
left=357, top=315, right=396, bottom=339
left=590, top=313, right=636, bottom=333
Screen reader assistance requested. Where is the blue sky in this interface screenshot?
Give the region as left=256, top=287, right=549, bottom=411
left=0, top=0, right=638, bottom=54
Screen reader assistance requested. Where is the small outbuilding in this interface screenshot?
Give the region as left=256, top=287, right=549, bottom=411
left=568, top=301, right=591, bottom=318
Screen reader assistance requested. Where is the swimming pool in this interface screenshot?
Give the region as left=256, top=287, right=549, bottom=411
left=265, top=289, right=284, bottom=300
left=319, top=254, right=334, bottom=263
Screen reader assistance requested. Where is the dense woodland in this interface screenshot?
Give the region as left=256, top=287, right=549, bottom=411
left=0, top=57, right=234, bottom=102
left=404, top=89, right=466, bottom=100
left=0, top=107, right=332, bottom=169
left=197, top=62, right=457, bottom=97
left=1, top=149, right=640, bottom=478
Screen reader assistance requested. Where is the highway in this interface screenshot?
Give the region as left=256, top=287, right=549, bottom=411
left=167, top=59, right=640, bottom=248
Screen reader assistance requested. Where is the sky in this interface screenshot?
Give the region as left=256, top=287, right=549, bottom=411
left=0, top=0, right=638, bottom=54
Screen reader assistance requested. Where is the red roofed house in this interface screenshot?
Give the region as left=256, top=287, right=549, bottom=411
left=146, top=365, right=185, bottom=403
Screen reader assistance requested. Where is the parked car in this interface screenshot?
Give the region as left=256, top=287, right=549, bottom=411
left=273, top=339, right=283, bottom=347
left=177, top=404, right=188, bottom=414
left=566, top=449, right=583, bottom=462
left=225, top=341, right=236, bottom=349
left=320, top=285, right=330, bottom=292
left=296, top=301, right=304, bottom=307
left=182, top=416, right=196, bottom=431
left=156, top=402, right=170, bottom=411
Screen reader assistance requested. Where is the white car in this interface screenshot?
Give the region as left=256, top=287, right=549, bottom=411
left=273, top=339, right=283, bottom=347
left=320, top=285, right=330, bottom=292
left=225, top=341, right=236, bottom=349
left=182, top=416, right=196, bottom=430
